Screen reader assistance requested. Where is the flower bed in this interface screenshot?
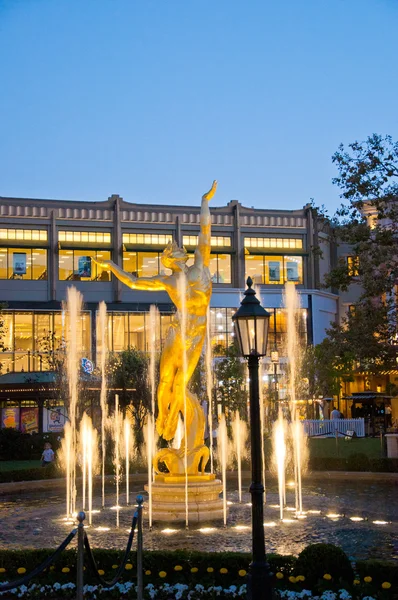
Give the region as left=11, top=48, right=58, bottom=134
left=0, top=546, right=396, bottom=599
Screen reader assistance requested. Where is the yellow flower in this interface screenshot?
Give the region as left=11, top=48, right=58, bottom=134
left=207, top=567, right=214, bottom=573
left=364, top=576, right=372, bottom=583
left=323, top=574, right=332, bottom=581
left=239, top=569, right=247, bottom=577
left=289, top=576, right=296, bottom=583
left=297, top=575, right=305, bottom=582
left=61, top=567, right=70, bottom=574
left=50, top=566, right=55, bottom=572
left=191, top=567, right=198, bottom=573
left=112, top=564, right=118, bottom=569
left=174, top=565, right=183, bottom=571
left=145, top=570, right=151, bottom=576
left=17, top=568, right=26, bottom=575
left=0, top=568, right=5, bottom=574
left=353, top=580, right=360, bottom=585
left=159, top=571, right=167, bottom=578
left=125, top=563, right=133, bottom=571
left=220, top=568, right=228, bottom=574
left=276, top=572, right=284, bottom=580
left=382, top=582, right=391, bottom=589
left=98, top=569, right=105, bottom=576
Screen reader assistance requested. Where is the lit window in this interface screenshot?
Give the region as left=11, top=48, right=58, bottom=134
left=58, top=250, right=111, bottom=281
left=0, top=229, right=48, bottom=242
left=0, top=248, right=47, bottom=280
left=58, top=231, right=112, bottom=244
left=182, top=235, right=231, bottom=247
left=347, top=256, right=359, bottom=277
left=244, top=237, right=303, bottom=249
left=122, top=233, right=173, bottom=245
left=245, top=255, right=303, bottom=285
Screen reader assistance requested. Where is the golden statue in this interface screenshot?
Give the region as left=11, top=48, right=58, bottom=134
left=94, top=181, right=217, bottom=478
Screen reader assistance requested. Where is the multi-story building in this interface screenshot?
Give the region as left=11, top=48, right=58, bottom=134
left=0, top=193, right=340, bottom=431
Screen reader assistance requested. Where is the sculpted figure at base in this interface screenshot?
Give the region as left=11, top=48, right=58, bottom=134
left=94, top=181, right=217, bottom=477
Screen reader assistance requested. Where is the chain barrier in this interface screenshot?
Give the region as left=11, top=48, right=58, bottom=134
left=0, top=495, right=145, bottom=600
left=0, top=528, right=77, bottom=593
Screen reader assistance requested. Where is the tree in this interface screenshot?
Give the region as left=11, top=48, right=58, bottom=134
left=107, top=348, right=152, bottom=446
left=313, top=134, right=398, bottom=391
left=213, top=344, right=248, bottom=424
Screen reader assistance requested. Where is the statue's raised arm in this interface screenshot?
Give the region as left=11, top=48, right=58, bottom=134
left=194, top=180, right=217, bottom=269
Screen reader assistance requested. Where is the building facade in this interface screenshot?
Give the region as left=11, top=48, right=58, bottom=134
left=0, top=194, right=341, bottom=430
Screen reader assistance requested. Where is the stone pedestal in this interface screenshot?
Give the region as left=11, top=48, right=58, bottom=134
left=144, top=474, right=226, bottom=523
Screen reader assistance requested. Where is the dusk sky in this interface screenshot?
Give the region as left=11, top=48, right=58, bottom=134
left=0, top=0, right=397, bottom=213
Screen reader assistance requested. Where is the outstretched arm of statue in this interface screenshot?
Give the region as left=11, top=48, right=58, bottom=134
left=195, top=180, right=217, bottom=269
left=91, top=258, right=167, bottom=291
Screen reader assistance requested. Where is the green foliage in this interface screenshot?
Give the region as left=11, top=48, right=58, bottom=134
left=295, top=543, right=353, bottom=586
left=0, top=462, right=61, bottom=483
left=301, top=341, right=354, bottom=399
left=355, top=559, right=398, bottom=587
left=309, top=456, right=398, bottom=472
left=107, top=348, right=152, bottom=446
left=213, top=345, right=248, bottom=422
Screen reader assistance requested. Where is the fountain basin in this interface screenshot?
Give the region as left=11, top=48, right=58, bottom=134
left=145, top=476, right=226, bottom=522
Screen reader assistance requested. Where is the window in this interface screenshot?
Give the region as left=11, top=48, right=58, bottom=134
left=244, top=237, right=303, bottom=249
left=347, top=256, right=359, bottom=277
left=266, top=308, right=307, bottom=355
left=182, top=235, right=231, bottom=247
left=0, top=311, right=91, bottom=373
left=58, top=250, right=111, bottom=281
left=0, top=229, right=47, bottom=242
left=186, top=253, right=231, bottom=284
left=0, top=248, right=47, bottom=280
left=122, top=251, right=172, bottom=277
left=97, top=311, right=174, bottom=354
left=245, top=255, right=303, bottom=285
left=122, top=233, right=173, bottom=246
left=58, top=231, right=111, bottom=244
left=210, top=308, right=236, bottom=354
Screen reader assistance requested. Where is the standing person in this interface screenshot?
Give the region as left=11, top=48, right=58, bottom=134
left=330, top=406, right=341, bottom=420
left=41, top=442, right=55, bottom=467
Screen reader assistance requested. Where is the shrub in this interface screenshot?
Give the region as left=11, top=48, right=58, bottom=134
left=356, top=559, right=398, bottom=587
left=295, top=543, right=353, bottom=586
left=0, top=463, right=62, bottom=483
left=0, top=429, right=61, bottom=461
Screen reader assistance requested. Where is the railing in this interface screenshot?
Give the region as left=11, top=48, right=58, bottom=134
left=0, top=495, right=144, bottom=600
left=303, top=418, right=365, bottom=438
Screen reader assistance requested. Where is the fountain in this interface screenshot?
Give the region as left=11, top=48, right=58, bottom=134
left=96, top=181, right=224, bottom=523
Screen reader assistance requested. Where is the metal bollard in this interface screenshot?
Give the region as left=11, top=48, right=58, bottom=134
left=76, top=511, right=85, bottom=600
left=136, top=495, right=144, bottom=600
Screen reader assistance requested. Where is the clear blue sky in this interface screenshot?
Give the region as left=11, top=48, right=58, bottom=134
left=0, top=0, right=397, bottom=212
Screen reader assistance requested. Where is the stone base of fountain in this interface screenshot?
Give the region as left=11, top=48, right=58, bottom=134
left=145, top=474, right=226, bottom=523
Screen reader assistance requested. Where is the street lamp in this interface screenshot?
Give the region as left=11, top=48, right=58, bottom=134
left=232, top=277, right=273, bottom=600
left=271, top=346, right=279, bottom=407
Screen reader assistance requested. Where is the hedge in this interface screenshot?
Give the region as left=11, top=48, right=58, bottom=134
left=0, top=547, right=396, bottom=590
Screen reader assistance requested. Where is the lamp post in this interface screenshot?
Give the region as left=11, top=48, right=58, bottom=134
left=271, top=347, right=279, bottom=408
left=232, top=277, right=273, bottom=600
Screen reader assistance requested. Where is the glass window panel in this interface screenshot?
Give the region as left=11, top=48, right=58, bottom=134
left=123, top=252, right=137, bottom=276
left=16, top=230, right=24, bottom=240
left=88, top=232, right=95, bottom=243
left=216, top=254, right=231, bottom=284
left=58, top=231, right=65, bottom=242
left=137, top=234, right=144, bottom=244
left=160, top=314, right=174, bottom=348
left=8, top=248, right=32, bottom=280
left=137, top=252, right=159, bottom=277
left=2, top=313, right=14, bottom=351
left=59, top=250, right=74, bottom=281
left=14, top=313, right=33, bottom=355
left=112, top=313, right=128, bottom=352
left=129, top=313, right=146, bottom=351
left=245, top=255, right=264, bottom=284
left=285, top=256, right=303, bottom=283
left=95, top=251, right=111, bottom=281
left=40, top=230, right=47, bottom=241
left=31, top=249, right=47, bottom=280
left=73, top=250, right=96, bottom=281
left=0, top=248, right=7, bottom=279
left=81, top=312, right=91, bottom=356
left=81, top=232, right=89, bottom=242
left=264, top=256, right=283, bottom=284
left=65, top=232, right=73, bottom=242
left=209, top=256, right=219, bottom=282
